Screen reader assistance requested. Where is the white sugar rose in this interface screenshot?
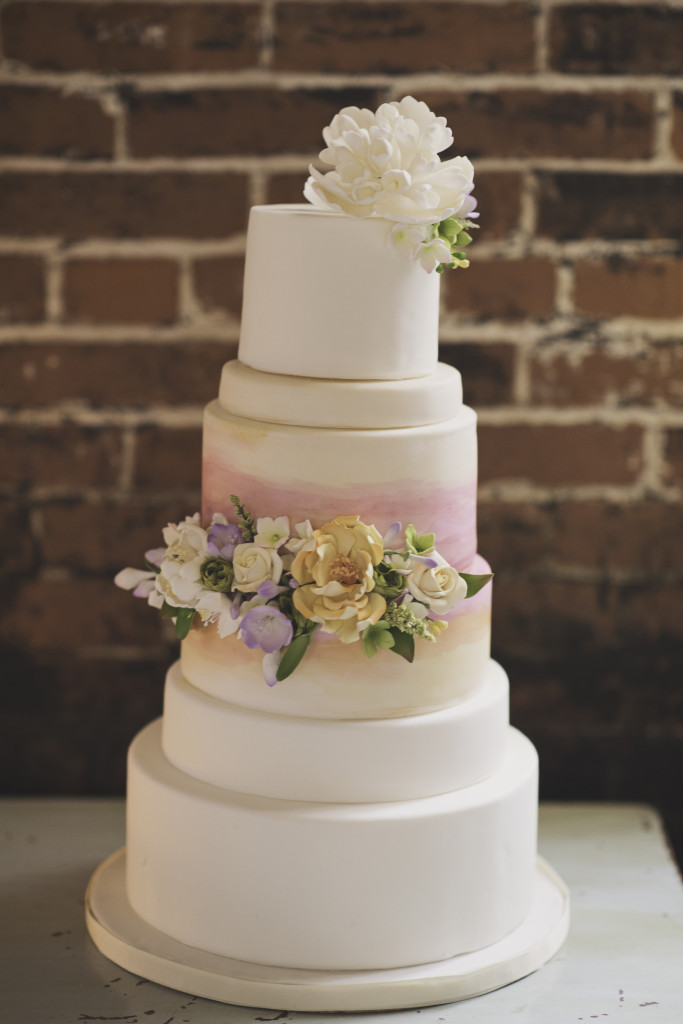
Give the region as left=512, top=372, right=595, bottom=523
left=304, top=96, right=476, bottom=226
left=232, top=542, right=283, bottom=593
left=407, top=557, right=467, bottom=614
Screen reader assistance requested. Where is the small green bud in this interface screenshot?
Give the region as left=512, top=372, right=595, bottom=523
left=199, top=557, right=234, bottom=592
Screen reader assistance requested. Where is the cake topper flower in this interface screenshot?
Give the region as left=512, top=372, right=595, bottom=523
left=304, top=97, right=478, bottom=273
left=115, top=498, right=492, bottom=687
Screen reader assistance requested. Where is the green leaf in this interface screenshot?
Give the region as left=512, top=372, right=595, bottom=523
left=174, top=606, right=196, bottom=640
left=276, top=631, right=315, bottom=682
left=455, top=230, right=473, bottom=247
left=362, top=621, right=395, bottom=658
left=160, top=601, right=177, bottom=619
left=405, top=524, right=435, bottom=555
left=389, top=628, right=415, bottom=663
left=459, top=572, right=494, bottom=598
left=144, top=557, right=161, bottom=574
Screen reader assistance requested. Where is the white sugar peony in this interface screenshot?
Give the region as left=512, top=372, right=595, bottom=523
left=304, top=97, right=477, bottom=227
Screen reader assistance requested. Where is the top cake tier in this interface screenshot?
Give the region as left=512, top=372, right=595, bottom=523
left=238, top=205, right=440, bottom=381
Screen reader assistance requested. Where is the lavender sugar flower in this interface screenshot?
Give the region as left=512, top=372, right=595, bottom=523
left=239, top=605, right=294, bottom=654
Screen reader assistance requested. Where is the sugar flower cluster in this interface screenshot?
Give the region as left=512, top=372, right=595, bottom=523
left=304, top=96, right=478, bottom=272
left=115, top=498, right=492, bottom=686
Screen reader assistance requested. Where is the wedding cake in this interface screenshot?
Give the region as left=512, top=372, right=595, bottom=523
left=87, top=98, right=569, bottom=1012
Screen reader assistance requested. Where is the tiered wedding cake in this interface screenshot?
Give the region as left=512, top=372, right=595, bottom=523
left=87, top=99, right=568, bottom=1012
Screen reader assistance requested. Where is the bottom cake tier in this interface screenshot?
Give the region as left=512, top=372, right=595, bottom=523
left=126, top=720, right=539, bottom=972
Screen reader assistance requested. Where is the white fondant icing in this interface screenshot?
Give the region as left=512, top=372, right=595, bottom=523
left=219, top=360, right=463, bottom=429
left=238, top=206, right=440, bottom=381
left=161, top=659, right=509, bottom=802
left=127, top=720, right=538, bottom=971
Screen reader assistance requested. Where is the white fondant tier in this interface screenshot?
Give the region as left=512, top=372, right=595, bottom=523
left=219, top=359, right=463, bottom=429
left=161, top=659, right=509, bottom=802
left=127, top=721, right=538, bottom=972
left=202, top=401, right=478, bottom=572
left=238, top=205, right=440, bottom=381
left=180, top=553, right=491, bottom=719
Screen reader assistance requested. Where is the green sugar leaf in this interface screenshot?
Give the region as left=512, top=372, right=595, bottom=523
left=389, top=628, right=415, bottom=663
left=174, top=606, right=196, bottom=640
left=459, top=572, right=494, bottom=598
left=276, top=631, right=314, bottom=682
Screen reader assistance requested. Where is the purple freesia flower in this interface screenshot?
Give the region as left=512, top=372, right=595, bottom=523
left=239, top=605, right=293, bottom=654
left=207, top=521, right=242, bottom=559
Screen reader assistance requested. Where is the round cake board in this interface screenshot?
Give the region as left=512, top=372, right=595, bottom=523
left=85, top=849, right=569, bottom=1014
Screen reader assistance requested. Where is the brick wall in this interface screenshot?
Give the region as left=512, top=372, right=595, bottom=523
left=1, top=1, right=681, bottom=853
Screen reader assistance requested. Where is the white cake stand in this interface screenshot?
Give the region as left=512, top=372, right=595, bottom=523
left=85, top=848, right=569, bottom=1013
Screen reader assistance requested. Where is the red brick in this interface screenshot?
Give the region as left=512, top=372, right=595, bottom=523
left=0, top=341, right=232, bottom=409
left=663, top=428, right=683, bottom=487
left=266, top=173, right=310, bottom=207
left=0, top=501, right=36, bottom=574
left=192, top=255, right=244, bottom=318
left=1, top=2, right=262, bottom=72
left=64, top=259, right=178, bottom=325
left=478, top=423, right=644, bottom=486
left=0, top=255, right=45, bottom=323
left=673, top=92, right=683, bottom=161
left=471, top=172, right=522, bottom=242
left=0, top=172, right=248, bottom=238
left=549, top=5, right=683, bottom=75
left=537, top=172, right=683, bottom=241
left=575, top=256, right=683, bottom=319
left=0, top=85, right=113, bottom=159
left=127, top=87, right=378, bottom=158
left=478, top=500, right=553, bottom=570
left=554, top=501, right=683, bottom=574
left=530, top=341, right=683, bottom=408
left=40, top=500, right=195, bottom=571
left=423, top=90, right=654, bottom=159
left=274, top=3, right=535, bottom=74
left=134, top=426, right=202, bottom=490
left=1, top=577, right=162, bottom=648
left=492, top=578, right=682, bottom=660
left=439, top=341, right=516, bottom=406
left=444, top=259, right=556, bottom=321
left=0, top=424, right=123, bottom=488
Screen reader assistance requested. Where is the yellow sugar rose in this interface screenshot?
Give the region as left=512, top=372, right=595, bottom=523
left=291, top=515, right=386, bottom=643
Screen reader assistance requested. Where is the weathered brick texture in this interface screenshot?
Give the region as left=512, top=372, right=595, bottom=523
left=479, top=423, right=645, bottom=486
left=530, top=341, right=683, bottom=408
left=423, top=90, right=655, bottom=159
left=0, top=86, right=114, bottom=159
left=444, top=259, right=556, bottom=320
left=1, top=2, right=263, bottom=73
left=0, top=341, right=233, bottom=408
left=127, top=88, right=380, bottom=158
left=549, top=5, right=683, bottom=75
left=0, top=256, right=45, bottom=323
left=0, top=0, right=681, bottom=858
left=0, top=172, right=248, bottom=237
left=273, top=2, right=536, bottom=74
left=64, top=258, right=179, bottom=324
left=536, top=172, right=683, bottom=241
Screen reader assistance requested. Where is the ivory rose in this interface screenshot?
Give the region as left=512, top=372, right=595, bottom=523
left=232, top=543, right=283, bottom=593
left=291, top=515, right=386, bottom=643
left=406, top=557, right=467, bottom=614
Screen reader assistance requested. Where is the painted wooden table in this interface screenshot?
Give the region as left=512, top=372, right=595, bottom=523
left=2, top=800, right=682, bottom=1023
